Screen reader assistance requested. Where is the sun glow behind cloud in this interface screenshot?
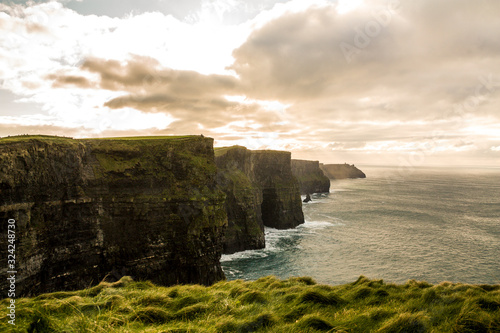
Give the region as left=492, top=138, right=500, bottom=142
left=336, top=0, right=364, bottom=14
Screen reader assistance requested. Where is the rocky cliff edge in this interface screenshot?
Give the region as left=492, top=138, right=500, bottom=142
left=320, top=163, right=366, bottom=180
left=215, top=146, right=304, bottom=254
left=0, top=135, right=227, bottom=296
left=291, top=159, right=330, bottom=195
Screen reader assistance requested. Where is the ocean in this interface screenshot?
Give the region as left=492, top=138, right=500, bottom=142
left=221, top=166, right=500, bottom=285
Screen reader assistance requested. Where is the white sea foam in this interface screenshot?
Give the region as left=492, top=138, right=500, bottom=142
left=220, top=249, right=269, bottom=262
left=221, top=219, right=343, bottom=262
left=300, top=220, right=339, bottom=229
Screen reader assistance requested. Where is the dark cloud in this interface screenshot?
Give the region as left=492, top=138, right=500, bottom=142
left=49, top=74, right=93, bottom=88
left=50, top=55, right=290, bottom=134
left=79, top=56, right=240, bottom=94
left=230, top=0, right=500, bottom=121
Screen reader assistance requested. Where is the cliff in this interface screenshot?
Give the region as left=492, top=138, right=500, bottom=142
left=215, top=146, right=304, bottom=254
left=0, top=135, right=227, bottom=297
left=251, top=150, right=304, bottom=229
left=215, top=146, right=264, bottom=254
left=320, top=163, right=366, bottom=179
left=291, top=159, right=330, bottom=194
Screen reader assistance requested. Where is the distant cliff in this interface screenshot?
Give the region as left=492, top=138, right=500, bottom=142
left=320, top=163, right=366, bottom=179
left=215, top=146, right=304, bottom=254
left=0, top=135, right=227, bottom=296
left=291, top=159, right=330, bottom=194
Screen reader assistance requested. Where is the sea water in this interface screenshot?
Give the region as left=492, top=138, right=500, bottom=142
left=221, top=166, right=500, bottom=285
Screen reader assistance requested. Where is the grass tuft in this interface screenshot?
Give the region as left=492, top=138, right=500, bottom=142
left=238, top=290, right=267, bottom=304
left=375, top=289, right=390, bottom=298
left=299, top=290, right=346, bottom=306
left=131, top=306, right=172, bottom=324
left=27, top=313, right=53, bottom=333
left=297, top=315, right=334, bottom=331
left=377, top=312, right=429, bottom=333
left=453, top=304, right=491, bottom=333
left=174, top=304, right=209, bottom=320
left=353, top=287, right=373, bottom=300
left=282, top=304, right=309, bottom=322
left=238, top=313, right=276, bottom=332
left=476, top=297, right=500, bottom=311
left=478, top=284, right=500, bottom=292
left=289, top=276, right=317, bottom=285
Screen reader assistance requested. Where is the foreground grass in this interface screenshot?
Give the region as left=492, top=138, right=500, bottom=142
left=1, top=276, right=499, bottom=332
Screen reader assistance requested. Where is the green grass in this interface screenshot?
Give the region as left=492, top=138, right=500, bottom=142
left=82, top=135, right=196, bottom=141
left=214, top=145, right=248, bottom=157
left=0, top=135, right=77, bottom=145
left=0, top=135, right=204, bottom=149
left=1, top=276, right=499, bottom=332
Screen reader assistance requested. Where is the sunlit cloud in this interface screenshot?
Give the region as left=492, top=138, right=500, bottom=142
left=0, top=0, right=499, bottom=166
left=336, top=0, right=364, bottom=14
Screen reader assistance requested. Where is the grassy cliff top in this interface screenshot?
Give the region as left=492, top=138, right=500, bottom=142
left=0, top=135, right=202, bottom=144
left=2, top=275, right=498, bottom=332
left=214, top=145, right=291, bottom=157
left=0, top=135, right=77, bottom=144
left=214, top=145, right=248, bottom=156
left=292, top=159, right=321, bottom=163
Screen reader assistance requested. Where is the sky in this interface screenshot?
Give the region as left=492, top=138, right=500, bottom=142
left=0, top=0, right=499, bottom=167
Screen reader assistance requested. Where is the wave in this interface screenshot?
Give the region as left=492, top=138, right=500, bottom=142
left=221, top=219, right=343, bottom=263
left=299, top=219, right=344, bottom=229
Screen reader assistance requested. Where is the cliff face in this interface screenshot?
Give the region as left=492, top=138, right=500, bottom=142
left=215, top=146, right=304, bottom=254
left=291, top=159, right=330, bottom=194
left=251, top=151, right=304, bottom=229
left=0, top=135, right=227, bottom=297
left=215, top=147, right=264, bottom=254
left=320, top=163, right=366, bottom=179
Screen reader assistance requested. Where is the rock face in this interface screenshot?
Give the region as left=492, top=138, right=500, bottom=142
left=215, top=146, right=264, bottom=254
left=291, top=159, right=330, bottom=194
left=215, top=146, right=304, bottom=254
left=0, top=135, right=227, bottom=297
left=320, top=163, right=366, bottom=179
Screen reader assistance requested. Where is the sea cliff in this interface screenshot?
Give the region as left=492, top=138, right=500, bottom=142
left=215, top=146, right=264, bottom=254
left=320, top=163, right=366, bottom=179
left=0, top=135, right=227, bottom=296
left=215, top=146, right=304, bottom=254
left=291, top=159, right=330, bottom=194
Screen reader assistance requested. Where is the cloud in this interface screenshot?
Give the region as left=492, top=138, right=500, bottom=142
left=230, top=0, right=500, bottom=115
left=48, top=55, right=295, bottom=137
left=1, top=0, right=500, bottom=166
left=49, top=74, right=93, bottom=88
